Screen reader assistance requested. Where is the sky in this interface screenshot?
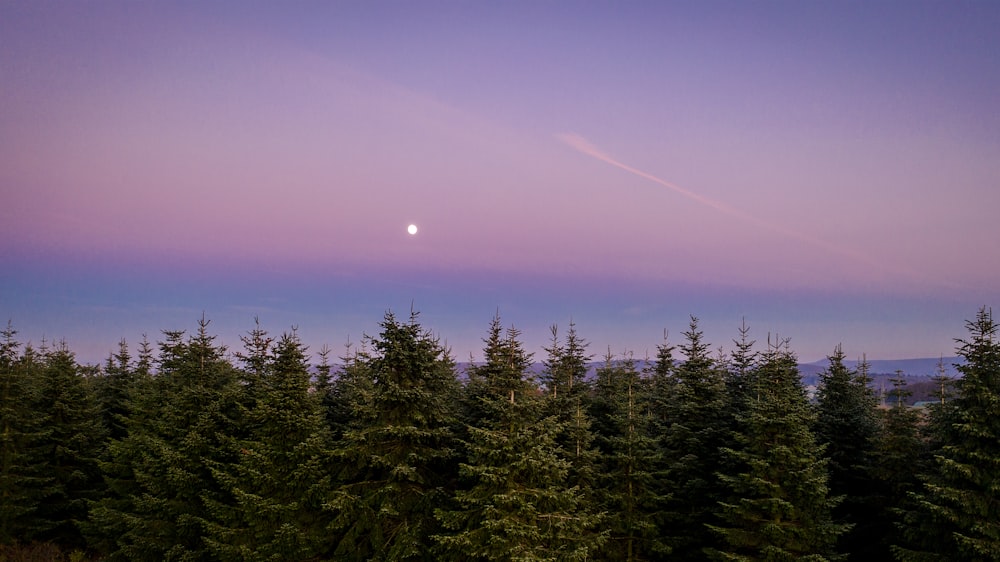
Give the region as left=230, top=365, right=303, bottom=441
left=2, top=1, right=998, bottom=367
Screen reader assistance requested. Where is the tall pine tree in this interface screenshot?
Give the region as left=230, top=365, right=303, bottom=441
left=0, top=324, right=47, bottom=544
left=872, top=374, right=923, bottom=559
left=708, top=337, right=846, bottom=561
left=90, top=318, right=242, bottom=561
left=592, top=350, right=662, bottom=561
left=813, top=345, right=882, bottom=561
left=658, top=316, right=728, bottom=561
left=204, top=329, right=334, bottom=560
left=326, top=310, right=460, bottom=561
left=27, top=342, right=106, bottom=548
left=436, top=314, right=604, bottom=561
left=541, top=322, right=599, bottom=498
left=896, top=308, right=1000, bottom=561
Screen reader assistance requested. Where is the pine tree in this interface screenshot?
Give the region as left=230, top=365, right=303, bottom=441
left=204, top=329, right=334, bottom=560
left=86, top=336, right=154, bottom=557
left=95, top=339, right=135, bottom=442
left=86, top=335, right=152, bottom=549
left=233, top=317, right=274, bottom=398
left=659, top=316, right=729, bottom=560
left=720, top=320, right=760, bottom=525
left=643, top=329, right=676, bottom=559
left=646, top=329, right=677, bottom=426
left=541, top=322, right=599, bottom=496
left=455, top=312, right=507, bottom=435
left=930, top=356, right=956, bottom=406
left=590, top=348, right=620, bottom=458
left=813, top=345, right=882, bottom=560
left=313, top=344, right=345, bottom=439
left=323, top=339, right=375, bottom=442
left=896, top=308, right=1000, bottom=561
left=725, top=319, right=759, bottom=424
left=592, top=350, right=662, bottom=561
left=90, top=318, right=242, bottom=560
left=435, top=314, right=604, bottom=561
left=326, top=310, right=460, bottom=561
left=708, top=338, right=847, bottom=561
left=27, top=342, right=106, bottom=548
left=0, top=323, right=47, bottom=544
left=871, top=374, right=923, bottom=559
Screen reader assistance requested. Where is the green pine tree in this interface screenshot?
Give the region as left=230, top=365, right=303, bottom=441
left=95, top=339, right=134, bottom=442
left=323, top=339, right=376, bottom=443
left=929, top=356, right=956, bottom=407
left=725, top=319, right=759, bottom=426
left=659, top=316, right=729, bottom=561
left=896, top=307, right=1000, bottom=561
left=204, top=329, right=335, bottom=561
left=540, top=322, right=600, bottom=497
left=435, top=314, right=604, bottom=561
left=592, top=350, right=663, bottom=561
left=26, top=342, right=107, bottom=548
left=813, top=345, right=882, bottom=560
left=326, top=310, right=460, bottom=561
left=871, top=374, right=923, bottom=558
left=90, top=318, right=242, bottom=561
left=643, top=329, right=677, bottom=560
left=0, top=323, right=48, bottom=544
left=313, top=344, right=345, bottom=439
left=708, top=338, right=847, bottom=561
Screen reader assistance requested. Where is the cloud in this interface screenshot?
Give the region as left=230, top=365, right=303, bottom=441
left=555, top=132, right=899, bottom=279
left=556, top=133, right=745, bottom=219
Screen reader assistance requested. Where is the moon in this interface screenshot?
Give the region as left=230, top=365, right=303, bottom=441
left=407, top=224, right=418, bottom=235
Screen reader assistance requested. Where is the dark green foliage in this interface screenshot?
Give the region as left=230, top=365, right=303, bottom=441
left=3, top=307, right=996, bottom=560
left=455, top=313, right=521, bottom=433
left=645, top=329, right=677, bottom=427
left=436, top=315, right=604, bottom=561
left=204, top=329, right=334, bottom=560
left=719, top=320, right=760, bottom=542
left=813, top=346, right=882, bottom=560
left=872, top=375, right=923, bottom=558
left=725, top=320, right=759, bottom=425
left=659, top=316, right=729, bottom=560
left=892, top=362, right=962, bottom=560
left=327, top=310, right=460, bottom=561
left=321, top=339, right=377, bottom=445
left=313, top=343, right=350, bottom=439
left=896, top=308, right=1000, bottom=561
left=26, top=343, right=106, bottom=548
left=592, top=351, right=663, bottom=561
left=90, top=318, right=242, bottom=561
left=540, top=322, right=599, bottom=496
left=94, top=340, right=142, bottom=442
left=642, top=330, right=676, bottom=558
left=0, top=324, right=47, bottom=544
left=929, top=357, right=956, bottom=406
left=708, top=339, right=847, bottom=561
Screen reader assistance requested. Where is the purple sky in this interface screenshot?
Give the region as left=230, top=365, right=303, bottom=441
left=2, top=1, right=998, bottom=366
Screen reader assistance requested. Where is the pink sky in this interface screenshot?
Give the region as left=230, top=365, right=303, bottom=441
left=2, top=2, right=998, bottom=364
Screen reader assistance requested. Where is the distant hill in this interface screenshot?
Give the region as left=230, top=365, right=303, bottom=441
left=450, top=356, right=963, bottom=407
left=455, top=356, right=964, bottom=384
left=802, top=357, right=962, bottom=377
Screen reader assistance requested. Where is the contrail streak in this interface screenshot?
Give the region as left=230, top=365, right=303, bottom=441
left=555, top=132, right=885, bottom=272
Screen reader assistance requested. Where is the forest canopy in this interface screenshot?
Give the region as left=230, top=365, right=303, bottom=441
left=0, top=307, right=996, bottom=561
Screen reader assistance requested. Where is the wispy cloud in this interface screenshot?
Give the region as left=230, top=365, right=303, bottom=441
left=556, top=132, right=908, bottom=281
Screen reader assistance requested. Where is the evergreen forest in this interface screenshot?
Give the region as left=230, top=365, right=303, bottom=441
left=1, top=307, right=998, bottom=561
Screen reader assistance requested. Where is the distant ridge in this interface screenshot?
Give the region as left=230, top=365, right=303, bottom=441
left=802, top=357, right=963, bottom=378
left=454, top=356, right=963, bottom=382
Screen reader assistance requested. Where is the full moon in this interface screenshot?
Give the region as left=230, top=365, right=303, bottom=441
left=407, top=224, right=418, bottom=235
